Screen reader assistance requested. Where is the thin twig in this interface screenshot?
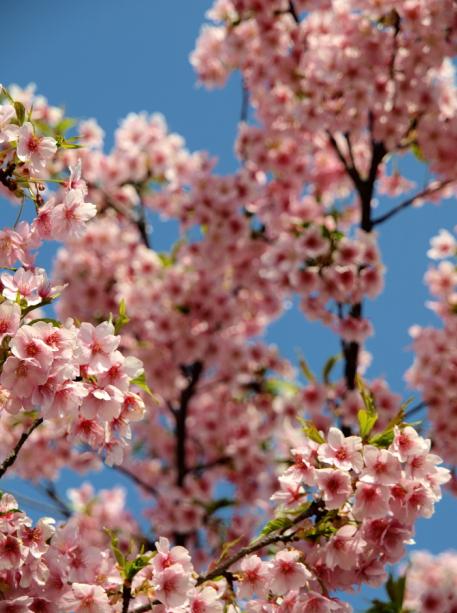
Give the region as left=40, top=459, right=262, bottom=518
left=40, top=481, right=72, bottom=519
left=185, top=456, right=230, bottom=476
left=197, top=501, right=322, bottom=585
left=288, top=0, right=300, bottom=23
left=122, top=583, right=132, bottom=613
left=372, top=180, right=453, bottom=226
left=173, top=361, right=204, bottom=546
left=111, top=464, right=159, bottom=497
left=240, top=81, right=249, bottom=123
left=0, top=418, right=43, bottom=479
left=404, top=401, right=426, bottom=420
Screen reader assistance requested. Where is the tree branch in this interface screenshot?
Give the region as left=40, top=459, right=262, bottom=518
left=0, top=418, right=43, bottom=479
left=240, top=81, right=249, bottom=123
left=404, top=401, right=426, bottom=420
left=175, top=361, right=204, bottom=488
left=122, top=583, right=133, bottom=613
left=185, top=456, right=230, bottom=476
left=40, top=481, right=72, bottom=519
left=110, top=464, right=159, bottom=498
left=330, top=133, right=386, bottom=389
left=288, top=1, right=300, bottom=23
left=173, top=361, right=204, bottom=546
left=372, top=180, right=453, bottom=227
left=197, top=501, right=322, bottom=585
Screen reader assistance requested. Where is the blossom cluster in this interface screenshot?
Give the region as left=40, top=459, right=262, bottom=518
left=404, top=550, right=457, bottom=612
left=0, top=92, right=147, bottom=466
left=237, top=425, right=451, bottom=606
left=406, top=227, right=457, bottom=471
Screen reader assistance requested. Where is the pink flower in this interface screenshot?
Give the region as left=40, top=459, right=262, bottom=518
left=0, top=534, right=24, bottom=569
left=80, top=385, right=123, bottom=422
left=427, top=229, right=456, bottom=260
left=271, top=473, right=306, bottom=507
left=78, top=322, right=120, bottom=373
left=10, top=324, right=54, bottom=370
left=188, top=587, right=223, bottom=613
left=391, top=427, right=429, bottom=462
left=153, top=563, right=194, bottom=608
left=325, top=524, right=366, bottom=570
left=152, top=536, right=193, bottom=573
left=238, top=555, right=270, bottom=599
left=268, top=549, right=311, bottom=595
left=0, top=356, right=48, bottom=398
left=0, top=104, right=18, bottom=144
left=360, top=446, right=401, bottom=485
left=353, top=482, right=390, bottom=520
left=0, top=597, right=33, bottom=613
left=0, top=302, right=20, bottom=342
left=302, top=592, right=350, bottom=613
left=1, top=268, right=41, bottom=305
left=17, top=122, right=57, bottom=172
left=316, top=468, right=352, bottom=510
left=53, top=189, right=97, bottom=240
left=60, top=583, right=111, bottom=613
left=318, top=428, right=363, bottom=472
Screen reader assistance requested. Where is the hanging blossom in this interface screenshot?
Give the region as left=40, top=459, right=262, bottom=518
left=406, top=225, right=457, bottom=475
left=403, top=550, right=457, bottom=612
left=0, top=91, right=147, bottom=467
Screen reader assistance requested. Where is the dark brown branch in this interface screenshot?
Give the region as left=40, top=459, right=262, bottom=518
left=136, top=203, right=151, bottom=249
left=122, top=583, right=132, bottom=613
left=41, top=482, right=72, bottom=519
left=241, top=81, right=249, bottom=123
left=288, top=1, right=300, bottom=23
left=175, top=361, right=204, bottom=488
left=0, top=418, right=43, bottom=479
left=173, top=361, right=204, bottom=546
left=197, top=501, right=322, bottom=585
left=185, top=456, right=230, bottom=476
left=111, top=465, right=159, bottom=497
left=131, top=602, right=160, bottom=613
left=404, top=401, right=426, bottom=420
left=330, top=132, right=386, bottom=389
left=372, top=180, right=452, bottom=227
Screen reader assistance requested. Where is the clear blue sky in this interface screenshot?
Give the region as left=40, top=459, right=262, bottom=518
left=2, top=1, right=457, bottom=609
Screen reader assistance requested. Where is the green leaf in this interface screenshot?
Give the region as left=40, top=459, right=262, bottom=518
left=264, top=378, right=299, bottom=397
left=56, top=117, right=76, bottom=135
left=158, top=252, right=173, bottom=267
left=14, top=101, right=26, bottom=126
left=200, top=497, right=234, bottom=517
left=358, top=409, right=378, bottom=440
left=411, top=142, right=425, bottom=162
left=260, top=515, right=293, bottom=537
left=130, top=371, right=155, bottom=399
left=27, top=317, right=62, bottom=328
left=322, top=354, right=341, bottom=385
left=175, top=304, right=191, bottom=315
left=298, top=418, right=325, bottom=444
left=368, top=403, right=410, bottom=448
left=104, top=528, right=125, bottom=568
left=356, top=376, right=378, bottom=439
left=113, top=299, right=130, bottom=334
left=217, top=534, right=244, bottom=564
left=386, top=574, right=406, bottom=610
left=299, top=357, right=315, bottom=382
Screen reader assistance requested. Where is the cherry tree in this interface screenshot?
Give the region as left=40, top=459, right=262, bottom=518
left=0, top=1, right=456, bottom=611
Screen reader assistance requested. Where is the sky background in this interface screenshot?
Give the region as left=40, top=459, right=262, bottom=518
left=2, top=1, right=457, bottom=610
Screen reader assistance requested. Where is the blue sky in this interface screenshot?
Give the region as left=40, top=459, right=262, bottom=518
left=2, top=1, right=457, bottom=609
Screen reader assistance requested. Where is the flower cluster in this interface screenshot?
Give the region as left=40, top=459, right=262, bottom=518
left=0, top=91, right=147, bottom=467
left=0, top=491, right=57, bottom=612
left=404, top=550, right=457, bottom=612
left=406, top=226, right=457, bottom=470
